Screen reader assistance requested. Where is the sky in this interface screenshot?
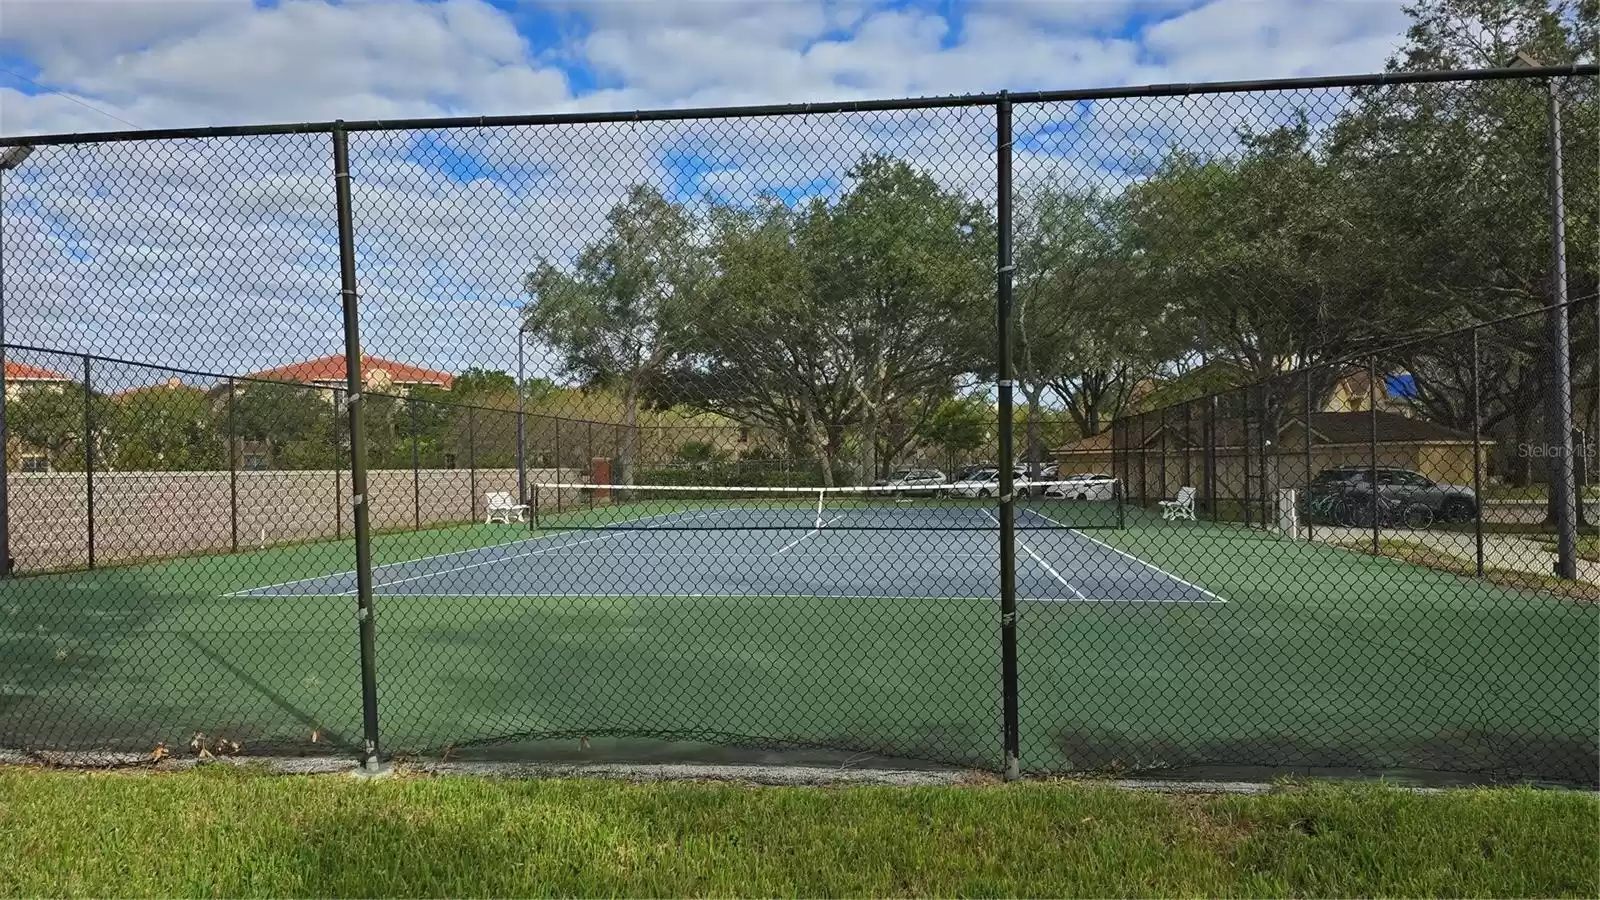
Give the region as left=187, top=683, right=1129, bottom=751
left=0, top=0, right=1419, bottom=384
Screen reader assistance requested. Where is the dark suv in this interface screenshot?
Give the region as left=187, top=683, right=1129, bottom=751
left=1305, top=466, right=1478, bottom=525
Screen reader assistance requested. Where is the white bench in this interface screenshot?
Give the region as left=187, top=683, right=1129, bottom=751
left=484, top=491, right=529, bottom=524
left=1159, top=485, right=1197, bottom=522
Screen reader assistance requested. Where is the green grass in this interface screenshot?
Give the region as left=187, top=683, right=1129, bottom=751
left=0, top=768, right=1595, bottom=898
left=1, top=499, right=1596, bottom=782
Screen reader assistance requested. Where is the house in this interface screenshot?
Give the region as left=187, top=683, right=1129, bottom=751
left=4, top=360, right=75, bottom=472
left=1054, top=410, right=1478, bottom=503
left=241, top=353, right=454, bottom=399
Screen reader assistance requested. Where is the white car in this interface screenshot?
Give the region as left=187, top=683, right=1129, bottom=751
left=1044, top=473, right=1120, bottom=501
left=874, top=468, right=947, bottom=497
left=944, top=468, right=1031, bottom=499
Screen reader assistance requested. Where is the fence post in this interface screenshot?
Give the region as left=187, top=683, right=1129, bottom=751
left=1303, top=367, right=1314, bottom=542
left=82, top=354, right=95, bottom=570
left=1258, top=384, right=1270, bottom=528
left=228, top=376, right=239, bottom=554
left=410, top=399, right=421, bottom=531
left=995, top=92, right=1020, bottom=782
left=1471, top=328, right=1485, bottom=577
left=1204, top=397, right=1216, bottom=521
left=1541, top=75, right=1578, bottom=580
left=1182, top=402, right=1193, bottom=492
left=334, top=395, right=343, bottom=540
left=1241, top=390, right=1252, bottom=528
left=1158, top=406, right=1168, bottom=502
left=1368, top=354, right=1380, bottom=555
left=555, top=418, right=563, bottom=513
left=468, top=406, right=477, bottom=523
left=332, top=122, right=382, bottom=771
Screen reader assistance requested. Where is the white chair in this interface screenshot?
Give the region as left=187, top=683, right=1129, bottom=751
left=485, top=491, right=529, bottom=524
left=1159, top=486, right=1197, bottom=522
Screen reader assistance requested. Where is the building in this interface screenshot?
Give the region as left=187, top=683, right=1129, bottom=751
left=1053, top=411, right=1478, bottom=502
left=4, top=360, right=75, bottom=472
left=240, top=353, right=454, bottom=398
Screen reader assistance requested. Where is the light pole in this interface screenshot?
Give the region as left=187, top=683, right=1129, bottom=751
left=1512, top=51, right=1578, bottom=579
left=0, top=144, right=35, bottom=576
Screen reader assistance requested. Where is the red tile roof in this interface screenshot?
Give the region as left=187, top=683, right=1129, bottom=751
left=5, top=361, right=71, bottom=382
left=243, top=354, right=453, bottom=390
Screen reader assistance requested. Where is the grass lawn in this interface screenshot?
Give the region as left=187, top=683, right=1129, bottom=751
left=0, top=767, right=1595, bottom=898
left=1, top=499, right=1595, bottom=782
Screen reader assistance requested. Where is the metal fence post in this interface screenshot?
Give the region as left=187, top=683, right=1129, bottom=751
left=1542, top=75, right=1578, bottom=580
left=1158, top=406, right=1168, bottom=502
left=410, top=399, right=421, bottom=531
left=1304, top=368, right=1314, bottom=542
left=228, top=376, right=239, bottom=554
left=468, top=406, right=477, bottom=522
left=334, top=395, right=343, bottom=540
left=1241, top=390, right=1253, bottom=527
left=82, top=354, right=95, bottom=570
left=1471, top=328, right=1485, bottom=577
left=333, top=122, right=382, bottom=770
left=1368, top=354, right=1380, bottom=555
left=995, top=92, right=1020, bottom=782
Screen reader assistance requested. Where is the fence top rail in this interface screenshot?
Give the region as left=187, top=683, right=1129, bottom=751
left=1, top=64, right=1593, bottom=148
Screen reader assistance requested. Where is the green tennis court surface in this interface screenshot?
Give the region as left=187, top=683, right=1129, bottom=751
left=2, top=506, right=1594, bottom=782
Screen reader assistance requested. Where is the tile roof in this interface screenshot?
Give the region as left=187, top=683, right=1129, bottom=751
left=243, top=354, right=453, bottom=390
left=5, top=361, right=71, bottom=381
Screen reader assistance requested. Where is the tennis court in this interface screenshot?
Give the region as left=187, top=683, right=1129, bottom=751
left=2, top=493, right=1594, bottom=780
left=230, top=494, right=1220, bottom=604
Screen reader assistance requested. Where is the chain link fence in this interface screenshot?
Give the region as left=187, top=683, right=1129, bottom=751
left=0, top=65, right=1595, bottom=783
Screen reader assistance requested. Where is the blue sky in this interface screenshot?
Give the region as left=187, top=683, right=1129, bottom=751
left=0, top=0, right=1422, bottom=377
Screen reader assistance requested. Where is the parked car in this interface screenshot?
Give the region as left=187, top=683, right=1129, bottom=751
left=1304, top=466, right=1478, bottom=525
left=874, top=468, right=947, bottom=497
left=1043, top=473, right=1121, bottom=501
left=945, top=468, right=1031, bottom=499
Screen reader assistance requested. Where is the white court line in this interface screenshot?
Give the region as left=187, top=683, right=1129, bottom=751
left=983, top=510, right=1086, bottom=600
left=773, top=515, right=844, bottom=554
left=1024, top=507, right=1229, bottom=604
left=245, top=592, right=1219, bottom=603
left=225, top=506, right=724, bottom=598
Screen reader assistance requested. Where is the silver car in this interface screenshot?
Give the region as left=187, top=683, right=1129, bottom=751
left=875, top=468, right=948, bottom=497
left=1044, top=473, right=1121, bottom=501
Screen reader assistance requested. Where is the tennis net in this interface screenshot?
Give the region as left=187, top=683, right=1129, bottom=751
left=525, top=481, right=1126, bottom=531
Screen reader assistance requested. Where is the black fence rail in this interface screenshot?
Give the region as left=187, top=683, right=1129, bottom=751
left=0, top=63, right=1595, bottom=784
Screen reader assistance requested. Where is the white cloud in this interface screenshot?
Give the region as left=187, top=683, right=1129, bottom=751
left=0, top=0, right=1423, bottom=378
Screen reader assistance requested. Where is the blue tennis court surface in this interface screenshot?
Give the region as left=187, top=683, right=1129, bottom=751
left=230, top=516, right=1226, bottom=603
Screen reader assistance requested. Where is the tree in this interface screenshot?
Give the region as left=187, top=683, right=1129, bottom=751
left=1329, top=0, right=1597, bottom=507
left=683, top=156, right=993, bottom=484
left=229, top=381, right=334, bottom=469
left=522, top=185, right=704, bottom=485
left=108, top=384, right=218, bottom=471
left=6, top=383, right=103, bottom=472
left=924, top=395, right=993, bottom=468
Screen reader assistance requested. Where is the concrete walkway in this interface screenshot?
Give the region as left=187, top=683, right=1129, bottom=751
left=1306, top=525, right=1600, bottom=585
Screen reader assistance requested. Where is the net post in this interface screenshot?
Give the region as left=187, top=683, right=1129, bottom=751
left=1471, top=328, right=1485, bottom=577
left=995, top=92, right=1020, bottom=782
left=333, top=122, right=382, bottom=771
left=531, top=478, right=540, bottom=530
left=228, top=376, right=239, bottom=554
left=82, top=353, right=95, bottom=570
